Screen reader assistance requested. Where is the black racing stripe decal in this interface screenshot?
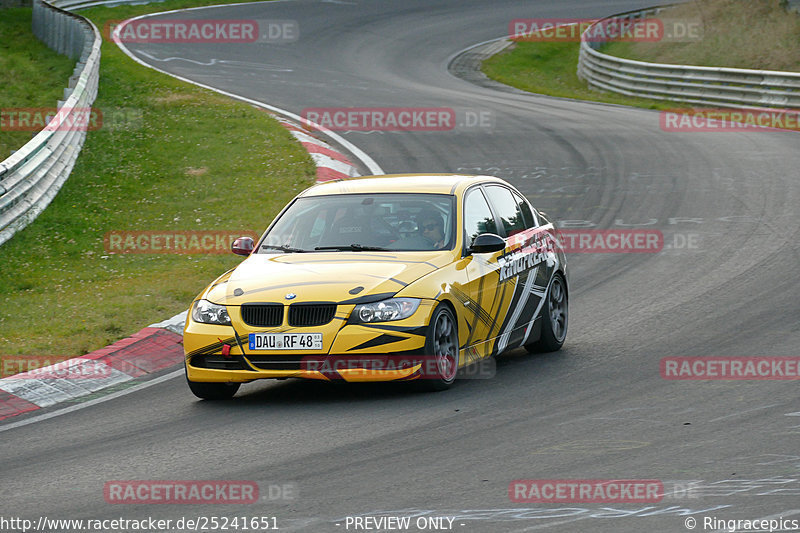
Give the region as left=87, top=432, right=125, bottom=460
left=494, top=270, right=541, bottom=356
left=347, top=333, right=408, bottom=351
left=207, top=269, right=235, bottom=290
left=359, top=273, right=412, bottom=287
left=469, top=279, right=483, bottom=348
left=356, top=324, right=428, bottom=336
left=230, top=326, right=260, bottom=371
left=451, top=286, right=493, bottom=329
left=516, top=271, right=552, bottom=347
left=513, top=274, right=548, bottom=343
left=209, top=279, right=228, bottom=290
left=449, top=290, right=478, bottom=347
left=276, top=258, right=439, bottom=268
left=340, top=292, right=397, bottom=305
left=452, top=285, right=480, bottom=348
left=238, top=280, right=354, bottom=297
left=507, top=287, right=537, bottom=349
left=486, top=271, right=510, bottom=340
left=496, top=269, right=533, bottom=342
left=186, top=336, right=238, bottom=357
left=186, top=335, right=258, bottom=371
left=489, top=290, right=510, bottom=356
left=317, top=253, right=403, bottom=259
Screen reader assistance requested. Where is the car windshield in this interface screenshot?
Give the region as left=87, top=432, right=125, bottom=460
left=258, top=193, right=455, bottom=252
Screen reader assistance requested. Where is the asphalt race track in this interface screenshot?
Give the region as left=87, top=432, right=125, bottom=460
left=3, top=1, right=800, bottom=532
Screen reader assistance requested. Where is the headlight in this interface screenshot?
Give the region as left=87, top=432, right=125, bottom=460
left=352, top=298, right=421, bottom=323
left=191, top=299, right=231, bottom=325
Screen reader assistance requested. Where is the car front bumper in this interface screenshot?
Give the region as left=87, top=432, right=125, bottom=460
left=183, top=300, right=437, bottom=383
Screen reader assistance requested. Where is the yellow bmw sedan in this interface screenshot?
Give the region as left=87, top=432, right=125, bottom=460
left=183, top=174, right=568, bottom=399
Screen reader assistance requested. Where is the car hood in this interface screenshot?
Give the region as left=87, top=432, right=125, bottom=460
left=202, top=252, right=449, bottom=305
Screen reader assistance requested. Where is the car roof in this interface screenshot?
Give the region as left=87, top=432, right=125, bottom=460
left=298, top=174, right=510, bottom=197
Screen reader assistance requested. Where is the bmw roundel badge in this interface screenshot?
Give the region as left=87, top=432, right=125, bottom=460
left=285, top=293, right=297, bottom=300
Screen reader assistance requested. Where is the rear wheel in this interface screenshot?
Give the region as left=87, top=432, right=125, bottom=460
left=186, top=365, right=240, bottom=400
left=526, top=273, right=568, bottom=353
left=418, top=304, right=459, bottom=391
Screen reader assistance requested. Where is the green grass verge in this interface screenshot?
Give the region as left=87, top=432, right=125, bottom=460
left=0, top=8, right=77, bottom=159
left=0, top=0, right=316, bottom=357
left=482, top=0, right=800, bottom=108
left=481, top=41, right=673, bottom=110
left=603, top=0, right=800, bottom=72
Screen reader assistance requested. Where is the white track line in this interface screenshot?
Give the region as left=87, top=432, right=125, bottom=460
left=112, top=11, right=383, bottom=175
left=3, top=4, right=388, bottom=430
left=0, top=369, right=184, bottom=433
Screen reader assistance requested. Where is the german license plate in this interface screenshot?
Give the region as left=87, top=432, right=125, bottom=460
left=248, top=333, right=323, bottom=350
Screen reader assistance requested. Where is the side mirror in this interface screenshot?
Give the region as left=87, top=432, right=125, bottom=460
left=468, top=233, right=505, bottom=255
left=231, top=236, right=255, bottom=256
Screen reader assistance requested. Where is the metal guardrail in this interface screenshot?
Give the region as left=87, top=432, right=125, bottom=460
left=577, top=6, right=800, bottom=109
left=0, top=0, right=100, bottom=246
left=1, top=0, right=33, bottom=7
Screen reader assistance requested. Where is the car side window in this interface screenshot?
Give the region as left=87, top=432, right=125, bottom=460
left=485, top=186, right=526, bottom=237
left=513, top=191, right=538, bottom=228
left=463, top=188, right=498, bottom=245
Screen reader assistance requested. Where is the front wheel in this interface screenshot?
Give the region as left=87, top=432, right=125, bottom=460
left=418, top=304, right=459, bottom=391
left=526, top=273, right=568, bottom=353
left=186, top=365, right=240, bottom=400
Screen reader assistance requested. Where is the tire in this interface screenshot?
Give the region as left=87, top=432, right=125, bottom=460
left=526, top=273, right=568, bottom=353
left=186, top=365, right=240, bottom=400
left=417, top=304, right=460, bottom=391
